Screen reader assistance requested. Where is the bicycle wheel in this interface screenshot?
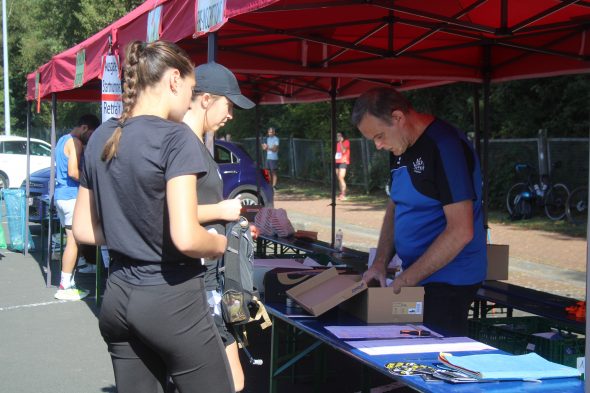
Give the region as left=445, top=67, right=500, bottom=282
left=544, top=183, right=569, bottom=221
left=566, top=186, right=588, bottom=225
left=506, top=182, right=530, bottom=217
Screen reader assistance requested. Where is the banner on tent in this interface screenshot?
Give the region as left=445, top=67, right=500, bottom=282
left=74, top=49, right=86, bottom=88
left=100, top=55, right=122, bottom=123
left=196, top=0, right=226, bottom=34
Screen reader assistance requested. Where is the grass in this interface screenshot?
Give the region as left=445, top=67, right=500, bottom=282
left=487, top=210, right=587, bottom=238
left=277, top=178, right=587, bottom=239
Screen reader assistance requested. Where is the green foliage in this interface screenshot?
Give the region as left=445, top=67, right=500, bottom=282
left=1, top=0, right=588, bottom=147
left=490, top=76, right=590, bottom=137
left=4, top=0, right=140, bottom=137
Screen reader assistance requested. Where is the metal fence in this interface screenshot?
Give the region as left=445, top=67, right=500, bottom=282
left=240, top=136, right=589, bottom=206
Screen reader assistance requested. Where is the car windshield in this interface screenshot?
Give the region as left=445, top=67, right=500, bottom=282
left=30, top=142, right=51, bottom=156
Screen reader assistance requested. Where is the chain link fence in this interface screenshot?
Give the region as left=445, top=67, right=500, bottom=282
left=240, top=136, right=589, bottom=207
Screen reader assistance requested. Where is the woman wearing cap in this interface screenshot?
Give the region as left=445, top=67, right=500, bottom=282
left=72, top=42, right=234, bottom=393
left=183, top=62, right=256, bottom=392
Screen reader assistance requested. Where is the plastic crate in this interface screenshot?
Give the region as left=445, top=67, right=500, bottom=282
left=469, top=316, right=584, bottom=367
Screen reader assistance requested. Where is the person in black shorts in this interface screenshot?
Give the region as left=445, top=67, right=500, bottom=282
left=73, top=41, right=234, bottom=393
left=183, top=62, right=255, bottom=392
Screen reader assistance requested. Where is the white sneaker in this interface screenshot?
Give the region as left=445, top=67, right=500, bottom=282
left=78, top=264, right=97, bottom=274
left=54, top=287, right=89, bottom=301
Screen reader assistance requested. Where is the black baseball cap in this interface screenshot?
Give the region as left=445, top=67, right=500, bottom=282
left=194, top=62, right=255, bottom=109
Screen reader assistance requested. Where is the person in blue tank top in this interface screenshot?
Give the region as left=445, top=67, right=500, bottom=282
left=54, top=114, right=100, bottom=301
left=352, top=87, right=486, bottom=337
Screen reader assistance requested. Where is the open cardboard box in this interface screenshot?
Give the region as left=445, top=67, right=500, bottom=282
left=340, top=286, right=425, bottom=323
left=487, top=244, right=509, bottom=280
left=286, top=267, right=367, bottom=316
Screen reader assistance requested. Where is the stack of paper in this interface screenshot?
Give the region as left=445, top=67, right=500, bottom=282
left=438, top=352, right=581, bottom=381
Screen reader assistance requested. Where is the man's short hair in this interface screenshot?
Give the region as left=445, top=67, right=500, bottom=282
left=77, top=114, right=101, bottom=130
left=351, top=87, right=413, bottom=127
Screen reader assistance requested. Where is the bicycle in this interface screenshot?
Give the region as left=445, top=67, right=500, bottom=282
left=566, top=186, right=588, bottom=225
left=505, top=162, right=570, bottom=221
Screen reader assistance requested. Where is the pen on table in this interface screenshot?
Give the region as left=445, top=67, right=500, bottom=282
left=407, top=324, right=431, bottom=336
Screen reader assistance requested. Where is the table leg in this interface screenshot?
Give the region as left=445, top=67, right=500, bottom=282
left=269, top=316, right=279, bottom=393
left=360, top=364, right=371, bottom=393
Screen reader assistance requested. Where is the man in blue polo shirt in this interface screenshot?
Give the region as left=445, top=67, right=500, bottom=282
left=352, top=87, right=486, bottom=337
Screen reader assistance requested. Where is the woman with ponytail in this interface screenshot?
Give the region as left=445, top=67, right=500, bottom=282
left=73, top=41, right=235, bottom=393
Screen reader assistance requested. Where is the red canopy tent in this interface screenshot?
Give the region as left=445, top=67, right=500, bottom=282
left=27, top=0, right=590, bottom=102
left=23, top=3, right=590, bottom=379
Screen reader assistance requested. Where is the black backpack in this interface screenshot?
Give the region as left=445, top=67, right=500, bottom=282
left=217, top=217, right=271, bottom=363
left=512, top=194, right=532, bottom=220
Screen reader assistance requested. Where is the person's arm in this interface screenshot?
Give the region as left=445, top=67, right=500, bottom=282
left=198, top=198, right=242, bottom=224
left=73, top=186, right=106, bottom=245
left=391, top=200, right=474, bottom=294
left=66, top=137, right=84, bottom=181
left=270, top=138, right=279, bottom=152
left=339, top=140, right=349, bottom=153
left=167, top=175, right=227, bottom=259
left=362, top=199, right=396, bottom=287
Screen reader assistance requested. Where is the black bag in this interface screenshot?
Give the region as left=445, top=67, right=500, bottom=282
left=218, top=217, right=271, bottom=329
left=512, top=194, right=532, bottom=220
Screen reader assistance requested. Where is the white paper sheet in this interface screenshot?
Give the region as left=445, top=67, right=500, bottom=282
left=302, top=257, right=322, bottom=267
left=325, top=324, right=442, bottom=339
left=253, top=258, right=313, bottom=269
left=346, top=337, right=495, bottom=356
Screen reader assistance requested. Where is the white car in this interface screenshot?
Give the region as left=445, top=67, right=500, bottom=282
left=0, top=135, right=52, bottom=189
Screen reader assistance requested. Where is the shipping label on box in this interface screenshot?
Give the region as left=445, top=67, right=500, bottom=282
left=286, top=268, right=367, bottom=316
left=392, top=300, right=423, bottom=316
left=341, top=286, right=424, bottom=323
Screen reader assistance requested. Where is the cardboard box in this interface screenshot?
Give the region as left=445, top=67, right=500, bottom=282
left=340, top=286, right=425, bottom=323
left=487, top=244, right=509, bottom=281
left=263, top=268, right=319, bottom=303
left=286, top=268, right=367, bottom=316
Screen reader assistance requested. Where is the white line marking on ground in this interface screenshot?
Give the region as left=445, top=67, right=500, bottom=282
left=0, top=300, right=69, bottom=311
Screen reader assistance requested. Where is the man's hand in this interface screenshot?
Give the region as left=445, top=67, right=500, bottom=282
left=362, top=264, right=387, bottom=287
left=218, top=198, right=242, bottom=221
left=391, top=277, right=403, bottom=294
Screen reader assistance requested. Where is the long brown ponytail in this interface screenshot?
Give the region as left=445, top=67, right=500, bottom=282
left=101, top=40, right=194, bottom=161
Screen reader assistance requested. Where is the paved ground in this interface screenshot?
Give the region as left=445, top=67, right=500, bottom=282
left=0, top=228, right=405, bottom=393
left=273, top=190, right=587, bottom=300
left=1, top=192, right=585, bottom=392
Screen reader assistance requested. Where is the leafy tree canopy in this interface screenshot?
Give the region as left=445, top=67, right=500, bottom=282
left=1, top=0, right=588, bottom=141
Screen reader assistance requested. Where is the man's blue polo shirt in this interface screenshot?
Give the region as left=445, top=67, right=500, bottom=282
left=390, top=118, right=486, bottom=285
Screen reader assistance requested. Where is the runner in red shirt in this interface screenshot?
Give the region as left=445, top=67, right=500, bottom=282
left=335, top=132, right=351, bottom=200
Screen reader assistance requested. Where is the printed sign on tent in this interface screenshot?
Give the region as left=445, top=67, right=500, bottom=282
left=196, top=0, right=226, bottom=34
left=147, top=5, right=163, bottom=42
left=74, top=49, right=86, bottom=88
left=101, top=55, right=122, bottom=123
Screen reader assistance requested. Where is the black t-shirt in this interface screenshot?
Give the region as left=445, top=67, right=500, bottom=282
left=196, top=139, right=223, bottom=205
left=81, top=116, right=208, bottom=285
left=195, top=138, right=226, bottom=290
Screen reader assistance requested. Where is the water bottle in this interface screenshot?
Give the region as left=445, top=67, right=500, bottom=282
left=334, top=229, right=344, bottom=252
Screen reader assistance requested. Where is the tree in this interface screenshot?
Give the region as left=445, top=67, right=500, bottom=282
left=4, top=0, right=141, bottom=138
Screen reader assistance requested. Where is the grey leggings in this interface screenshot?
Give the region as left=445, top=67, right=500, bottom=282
left=99, top=274, right=235, bottom=393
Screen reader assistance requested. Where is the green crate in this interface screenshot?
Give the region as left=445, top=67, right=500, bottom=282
left=468, top=316, right=585, bottom=367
